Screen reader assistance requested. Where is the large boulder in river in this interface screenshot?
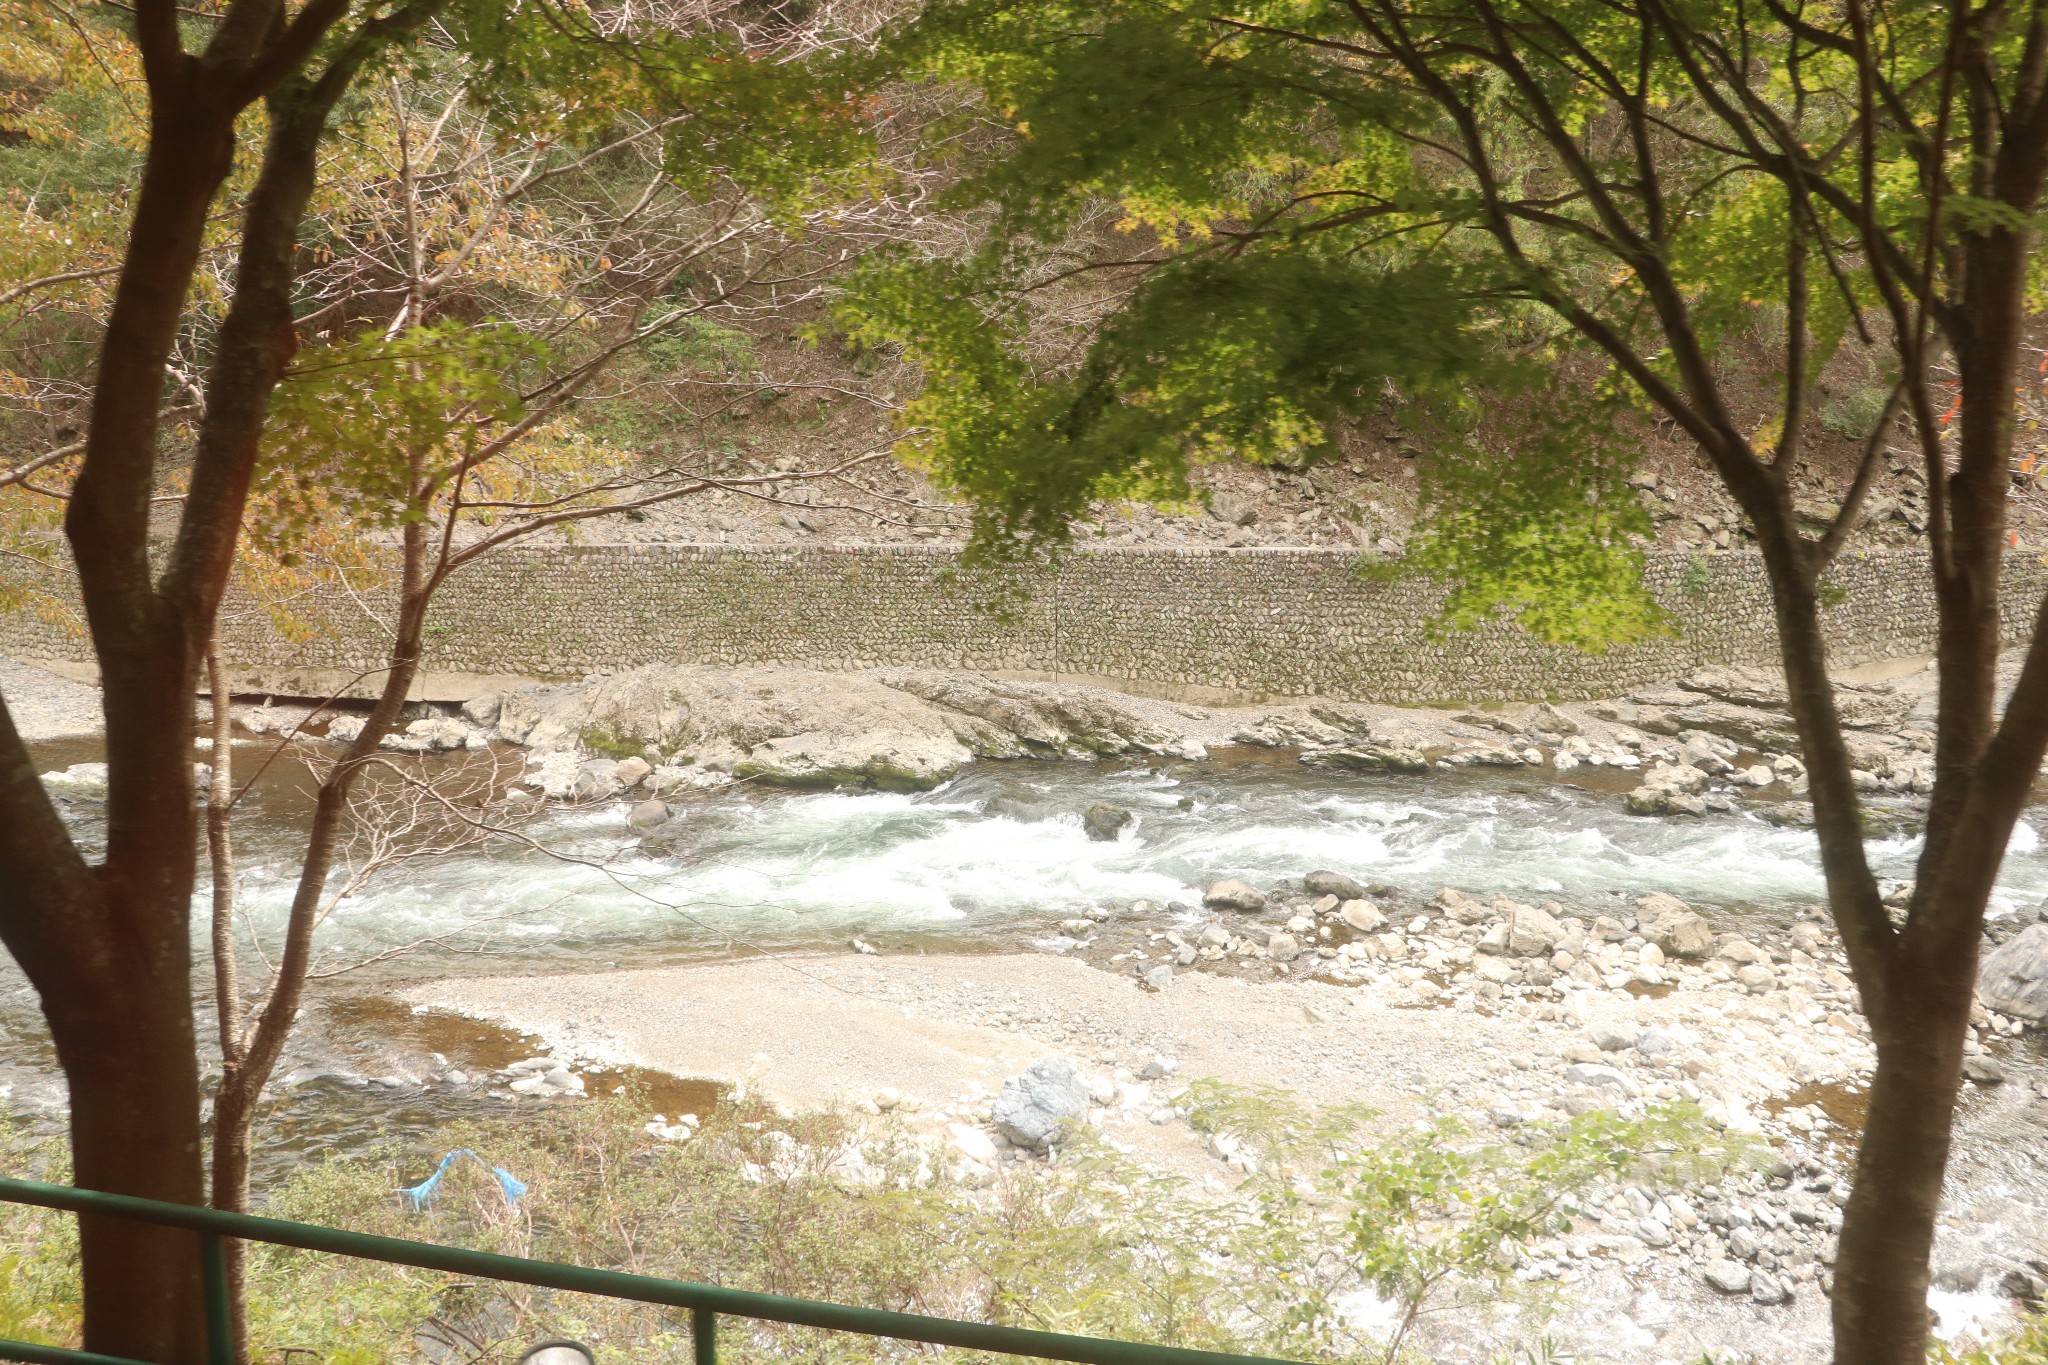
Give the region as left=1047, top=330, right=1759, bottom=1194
left=571, top=759, right=623, bottom=802
left=993, top=1058, right=1091, bottom=1150
left=870, top=670, right=1203, bottom=759
left=733, top=732, right=963, bottom=792
left=1979, top=923, right=2048, bottom=1022
left=480, top=664, right=1210, bottom=791
left=1625, top=763, right=1711, bottom=816
left=1083, top=804, right=1133, bottom=841
left=1204, top=878, right=1267, bottom=912
left=1304, top=870, right=1367, bottom=901
left=488, top=665, right=976, bottom=791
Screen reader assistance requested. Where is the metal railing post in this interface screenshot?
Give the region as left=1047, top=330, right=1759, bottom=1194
left=693, top=1307, right=716, bottom=1365
left=199, top=1233, right=231, bottom=1365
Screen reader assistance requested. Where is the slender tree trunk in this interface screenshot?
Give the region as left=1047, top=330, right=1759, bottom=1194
left=206, top=1084, right=255, bottom=1365
left=206, top=525, right=431, bottom=1365
left=203, top=641, right=250, bottom=1365
left=206, top=644, right=242, bottom=1050
left=1737, top=473, right=1957, bottom=1365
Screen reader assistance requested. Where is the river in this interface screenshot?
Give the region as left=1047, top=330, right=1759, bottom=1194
left=7, top=734, right=2046, bottom=1190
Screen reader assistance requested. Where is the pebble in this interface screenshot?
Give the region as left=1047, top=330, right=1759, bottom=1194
left=1590, top=1022, right=1640, bottom=1052
left=1705, top=1260, right=1752, bottom=1294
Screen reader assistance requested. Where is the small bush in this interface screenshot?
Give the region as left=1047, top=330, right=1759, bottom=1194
left=0, top=1125, right=78, bottom=1346
left=1819, top=381, right=1897, bottom=442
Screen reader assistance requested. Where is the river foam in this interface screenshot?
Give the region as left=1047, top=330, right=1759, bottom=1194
left=224, top=754, right=2048, bottom=965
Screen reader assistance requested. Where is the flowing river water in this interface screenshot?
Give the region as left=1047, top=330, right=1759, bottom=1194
left=9, top=732, right=2048, bottom=1192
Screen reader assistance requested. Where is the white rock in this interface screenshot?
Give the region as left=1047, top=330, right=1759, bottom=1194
left=39, top=762, right=108, bottom=793
left=1704, top=1260, right=1752, bottom=1294
left=1339, top=899, right=1387, bottom=933
left=1565, top=1062, right=1631, bottom=1094
left=1717, top=937, right=1768, bottom=964
left=992, top=1058, right=1090, bottom=1150
left=1507, top=902, right=1564, bottom=957
left=1205, top=878, right=1267, bottom=912
left=1979, top=923, right=2048, bottom=1021
left=1590, top=1022, right=1640, bottom=1052
left=401, top=715, right=471, bottom=751
left=1750, top=1269, right=1792, bottom=1305
left=1434, top=888, right=1494, bottom=924
left=947, top=1122, right=998, bottom=1164
left=1737, top=963, right=1777, bottom=993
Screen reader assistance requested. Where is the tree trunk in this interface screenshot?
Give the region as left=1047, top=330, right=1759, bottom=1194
left=207, top=1080, right=254, bottom=1365
left=204, top=642, right=250, bottom=1365
left=1829, top=981, right=1967, bottom=1364
left=53, top=958, right=209, bottom=1363
left=37, top=44, right=240, bottom=1361
left=0, top=7, right=406, bottom=1359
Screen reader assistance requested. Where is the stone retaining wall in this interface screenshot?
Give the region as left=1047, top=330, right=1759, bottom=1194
left=4, top=546, right=2041, bottom=702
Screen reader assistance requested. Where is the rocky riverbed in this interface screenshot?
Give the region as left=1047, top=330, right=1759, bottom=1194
left=412, top=878, right=2047, bottom=1363
left=17, top=651, right=2048, bottom=1360
left=321, top=655, right=2044, bottom=1363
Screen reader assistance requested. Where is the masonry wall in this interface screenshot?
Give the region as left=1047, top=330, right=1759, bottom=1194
left=3, top=546, right=2039, bottom=702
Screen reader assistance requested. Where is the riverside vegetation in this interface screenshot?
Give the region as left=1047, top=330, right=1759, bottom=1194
left=0, top=1090, right=2041, bottom=1365
left=0, top=1089, right=1764, bottom=1365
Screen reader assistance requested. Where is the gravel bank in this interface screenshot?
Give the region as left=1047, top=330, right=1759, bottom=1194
left=0, top=657, right=100, bottom=739
left=411, top=908, right=2046, bottom=1363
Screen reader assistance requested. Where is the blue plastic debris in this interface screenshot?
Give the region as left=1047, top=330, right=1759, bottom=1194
left=401, top=1148, right=528, bottom=1212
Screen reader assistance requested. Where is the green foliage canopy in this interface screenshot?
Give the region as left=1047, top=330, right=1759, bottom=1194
left=844, top=0, right=1967, bottom=649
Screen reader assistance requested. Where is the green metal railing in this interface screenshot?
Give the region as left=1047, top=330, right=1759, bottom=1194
left=0, top=1177, right=1295, bottom=1365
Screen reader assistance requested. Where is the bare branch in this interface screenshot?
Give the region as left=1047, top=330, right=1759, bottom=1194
left=0, top=266, right=124, bottom=310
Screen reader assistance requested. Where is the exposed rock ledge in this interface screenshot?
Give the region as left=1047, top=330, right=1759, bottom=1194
left=212, top=657, right=1955, bottom=803
left=469, top=665, right=1212, bottom=793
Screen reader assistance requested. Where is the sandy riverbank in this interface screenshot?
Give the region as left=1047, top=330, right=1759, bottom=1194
left=408, top=936, right=2046, bottom=1362
left=410, top=950, right=1549, bottom=1119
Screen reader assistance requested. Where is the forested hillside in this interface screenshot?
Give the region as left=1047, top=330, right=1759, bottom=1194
left=10, top=0, right=2044, bottom=580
